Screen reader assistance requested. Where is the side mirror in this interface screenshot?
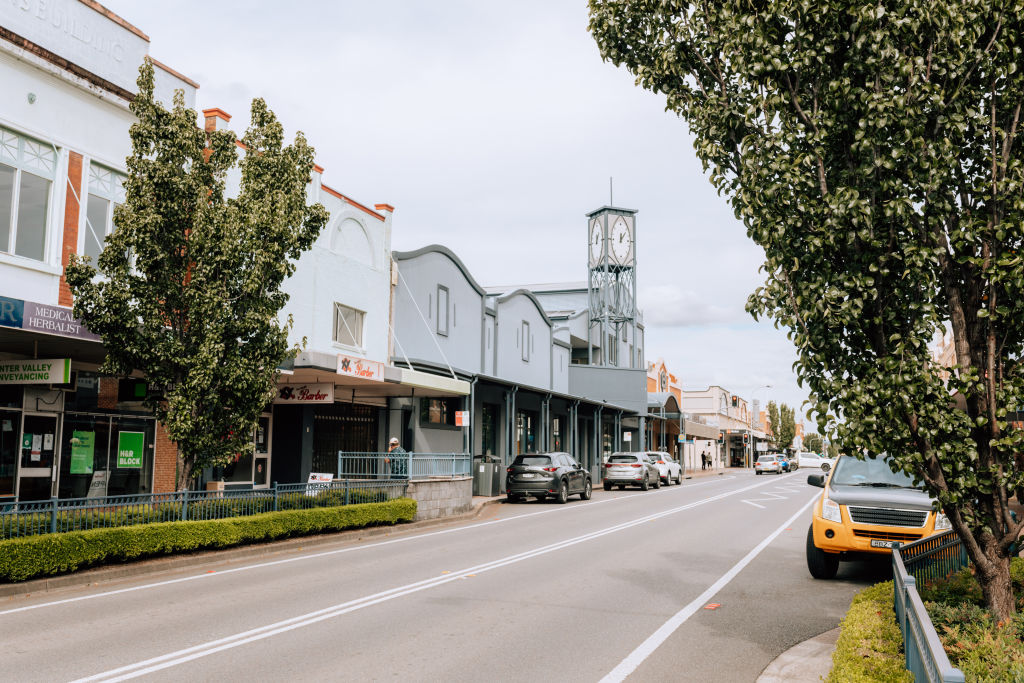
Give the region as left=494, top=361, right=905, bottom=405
left=807, top=473, right=825, bottom=488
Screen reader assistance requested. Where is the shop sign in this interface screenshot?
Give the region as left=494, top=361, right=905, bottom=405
left=274, top=383, right=334, bottom=404
left=0, top=358, right=71, bottom=384
left=0, top=295, right=99, bottom=341
left=305, top=472, right=334, bottom=496
left=337, top=354, right=384, bottom=382
left=70, top=430, right=96, bottom=474
left=86, top=471, right=108, bottom=499
left=455, top=411, right=468, bottom=427
left=116, top=431, right=145, bottom=469
left=624, top=432, right=632, bottom=442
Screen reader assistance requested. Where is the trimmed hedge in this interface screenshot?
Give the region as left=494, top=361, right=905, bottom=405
left=0, top=498, right=416, bottom=583
left=827, top=581, right=913, bottom=683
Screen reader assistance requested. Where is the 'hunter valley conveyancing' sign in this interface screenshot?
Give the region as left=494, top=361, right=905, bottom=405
left=0, top=358, right=71, bottom=384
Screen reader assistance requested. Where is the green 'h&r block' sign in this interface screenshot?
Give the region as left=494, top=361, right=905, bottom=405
left=117, top=431, right=145, bottom=469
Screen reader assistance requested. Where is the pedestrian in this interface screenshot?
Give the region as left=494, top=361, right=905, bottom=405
left=385, top=437, right=408, bottom=480
left=701, top=451, right=707, bottom=470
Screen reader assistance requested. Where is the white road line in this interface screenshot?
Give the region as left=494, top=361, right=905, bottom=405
left=600, top=493, right=818, bottom=683
left=68, top=477, right=785, bottom=682
left=0, top=476, right=736, bottom=617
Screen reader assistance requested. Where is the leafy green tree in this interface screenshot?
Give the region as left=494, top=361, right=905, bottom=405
left=827, top=440, right=841, bottom=461
left=66, top=60, right=328, bottom=489
left=803, top=433, right=824, bottom=454
left=767, top=400, right=796, bottom=451
left=589, top=0, right=1024, bottom=618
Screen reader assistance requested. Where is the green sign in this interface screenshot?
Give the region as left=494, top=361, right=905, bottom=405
left=0, top=358, right=70, bottom=384
left=116, top=431, right=145, bottom=469
left=70, top=430, right=95, bottom=474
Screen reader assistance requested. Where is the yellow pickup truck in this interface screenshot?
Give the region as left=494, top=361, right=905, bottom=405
left=806, top=454, right=950, bottom=579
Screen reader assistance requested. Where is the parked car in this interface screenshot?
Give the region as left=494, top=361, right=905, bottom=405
left=506, top=452, right=592, bottom=504
left=776, top=453, right=791, bottom=473
left=805, top=453, right=950, bottom=579
left=755, top=454, right=782, bottom=475
left=603, top=452, right=661, bottom=491
left=648, top=451, right=683, bottom=486
left=797, top=452, right=835, bottom=472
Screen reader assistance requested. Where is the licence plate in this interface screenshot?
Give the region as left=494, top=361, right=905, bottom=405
left=520, top=473, right=535, bottom=478
left=870, top=539, right=895, bottom=549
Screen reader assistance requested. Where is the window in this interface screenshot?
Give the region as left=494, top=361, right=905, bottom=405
left=607, top=333, right=618, bottom=366
left=521, top=321, right=530, bottom=361
left=0, top=127, right=56, bottom=261
left=84, top=163, right=125, bottom=263
left=436, top=285, right=449, bottom=336
left=421, top=397, right=458, bottom=426
left=333, top=303, right=365, bottom=348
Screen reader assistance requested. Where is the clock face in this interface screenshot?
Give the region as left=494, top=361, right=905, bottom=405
left=589, top=220, right=603, bottom=263
left=611, top=217, right=632, bottom=263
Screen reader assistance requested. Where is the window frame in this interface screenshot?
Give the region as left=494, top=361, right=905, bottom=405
left=521, top=321, right=530, bottom=362
left=332, top=302, right=366, bottom=349
left=436, top=285, right=449, bottom=337
left=0, top=127, right=57, bottom=263
left=82, top=161, right=126, bottom=263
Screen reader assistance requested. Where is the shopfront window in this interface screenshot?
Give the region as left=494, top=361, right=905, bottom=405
left=57, top=413, right=154, bottom=499
left=481, top=404, right=499, bottom=456
left=515, top=410, right=537, bottom=454
left=421, top=397, right=458, bottom=427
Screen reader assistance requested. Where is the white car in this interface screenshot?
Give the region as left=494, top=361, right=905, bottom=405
left=797, top=452, right=835, bottom=472
left=648, top=451, right=683, bottom=485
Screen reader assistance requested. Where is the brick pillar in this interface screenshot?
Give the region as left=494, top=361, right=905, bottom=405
left=153, top=421, right=178, bottom=492
left=203, top=107, right=231, bottom=132
left=97, top=376, right=118, bottom=410
left=58, top=151, right=84, bottom=306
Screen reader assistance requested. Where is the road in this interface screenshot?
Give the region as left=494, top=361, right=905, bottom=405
left=0, top=471, right=889, bottom=682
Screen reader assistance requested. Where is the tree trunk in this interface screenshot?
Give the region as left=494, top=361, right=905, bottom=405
left=176, top=456, right=194, bottom=492
left=974, top=535, right=1016, bottom=622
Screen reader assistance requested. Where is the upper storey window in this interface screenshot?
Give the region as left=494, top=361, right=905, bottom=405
left=84, top=164, right=126, bottom=263
left=0, top=128, right=56, bottom=262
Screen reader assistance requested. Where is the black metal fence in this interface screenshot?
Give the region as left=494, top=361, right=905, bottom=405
left=0, top=479, right=407, bottom=540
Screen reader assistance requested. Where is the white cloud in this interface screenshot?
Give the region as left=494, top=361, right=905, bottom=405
left=640, top=285, right=743, bottom=327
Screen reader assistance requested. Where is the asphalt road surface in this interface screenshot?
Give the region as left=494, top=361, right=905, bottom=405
left=0, top=471, right=889, bottom=682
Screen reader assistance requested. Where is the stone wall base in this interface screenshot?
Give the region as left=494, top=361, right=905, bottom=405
left=406, top=476, right=473, bottom=521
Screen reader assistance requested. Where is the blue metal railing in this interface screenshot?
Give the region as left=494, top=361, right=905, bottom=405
left=336, top=452, right=471, bottom=480
left=0, top=479, right=407, bottom=540
left=892, top=532, right=966, bottom=683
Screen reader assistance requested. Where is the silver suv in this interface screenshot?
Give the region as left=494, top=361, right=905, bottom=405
left=602, top=452, right=661, bottom=491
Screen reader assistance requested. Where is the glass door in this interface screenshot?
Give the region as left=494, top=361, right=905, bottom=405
left=17, top=413, right=59, bottom=501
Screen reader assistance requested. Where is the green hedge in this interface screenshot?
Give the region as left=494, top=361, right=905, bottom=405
left=827, top=581, right=913, bottom=683
left=0, top=498, right=416, bottom=583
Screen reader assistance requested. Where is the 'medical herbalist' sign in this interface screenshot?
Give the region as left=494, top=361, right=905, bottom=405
left=0, top=358, right=71, bottom=384
left=337, top=354, right=383, bottom=382
left=273, top=383, right=335, bottom=404
left=0, top=295, right=100, bottom=341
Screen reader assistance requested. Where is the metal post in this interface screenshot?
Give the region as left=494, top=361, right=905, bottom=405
left=49, top=497, right=57, bottom=534
left=272, top=481, right=279, bottom=512
left=181, top=489, right=189, bottom=521
left=344, top=480, right=350, bottom=506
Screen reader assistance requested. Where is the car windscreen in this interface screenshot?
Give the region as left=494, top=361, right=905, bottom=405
left=830, top=456, right=918, bottom=488
left=756, top=456, right=774, bottom=463
left=514, top=456, right=551, bottom=466
left=608, top=455, right=637, bottom=463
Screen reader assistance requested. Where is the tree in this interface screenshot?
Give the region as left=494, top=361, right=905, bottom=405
left=804, top=433, right=824, bottom=454
left=767, top=400, right=796, bottom=451
left=589, top=1, right=1024, bottom=618
left=66, top=60, right=328, bottom=489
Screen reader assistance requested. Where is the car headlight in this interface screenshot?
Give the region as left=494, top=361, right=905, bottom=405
left=934, top=512, right=951, bottom=530
left=821, top=497, right=842, bottom=523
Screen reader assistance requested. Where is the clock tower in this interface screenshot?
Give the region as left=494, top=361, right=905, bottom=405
left=586, top=206, right=638, bottom=367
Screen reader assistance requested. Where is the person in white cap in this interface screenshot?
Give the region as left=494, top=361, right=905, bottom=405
left=385, top=437, right=407, bottom=479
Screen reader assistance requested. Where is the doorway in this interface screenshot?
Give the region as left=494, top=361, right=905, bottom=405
left=17, top=413, right=59, bottom=501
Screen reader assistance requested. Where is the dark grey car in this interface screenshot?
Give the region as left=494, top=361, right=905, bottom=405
left=506, top=452, right=592, bottom=504
left=602, top=452, right=661, bottom=491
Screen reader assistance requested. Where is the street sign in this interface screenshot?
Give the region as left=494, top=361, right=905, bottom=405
left=455, top=411, right=468, bottom=427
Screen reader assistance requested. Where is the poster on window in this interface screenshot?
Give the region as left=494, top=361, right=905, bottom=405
left=70, top=430, right=95, bottom=474
left=116, top=431, right=145, bottom=469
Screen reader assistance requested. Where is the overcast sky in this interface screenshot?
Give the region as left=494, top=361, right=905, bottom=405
left=103, top=0, right=814, bottom=426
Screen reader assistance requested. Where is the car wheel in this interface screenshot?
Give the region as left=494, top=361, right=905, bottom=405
left=556, top=480, right=569, bottom=504
left=507, top=494, right=520, bottom=503
left=641, top=474, right=649, bottom=491
left=675, top=472, right=682, bottom=485
left=756, top=470, right=761, bottom=475
left=806, top=525, right=839, bottom=579
left=581, top=479, right=592, bottom=500
left=821, top=463, right=830, bottom=472
left=653, top=474, right=661, bottom=489
left=603, top=482, right=612, bottom=491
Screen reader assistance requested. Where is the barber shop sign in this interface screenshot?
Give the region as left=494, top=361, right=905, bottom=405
left=273, top=383, right=335, bottom=404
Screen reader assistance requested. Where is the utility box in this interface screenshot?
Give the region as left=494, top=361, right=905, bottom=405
left=489, top=458, right=501, bottom=496
left=472, top=456, right=493, bottom=496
